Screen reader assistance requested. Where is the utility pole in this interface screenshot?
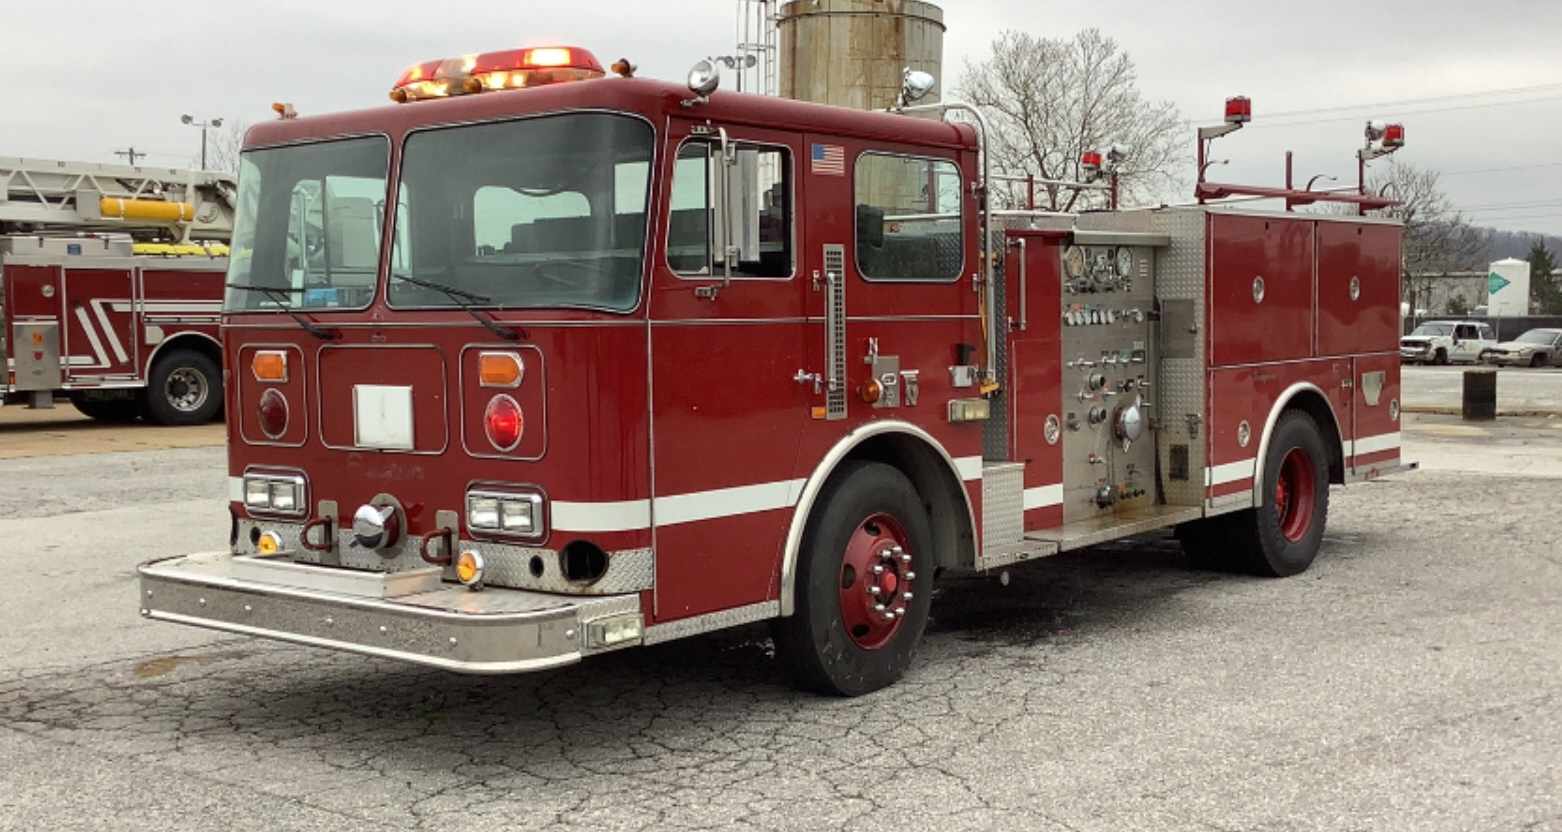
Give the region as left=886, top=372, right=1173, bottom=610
left=115, top=147, right=145, bottom=165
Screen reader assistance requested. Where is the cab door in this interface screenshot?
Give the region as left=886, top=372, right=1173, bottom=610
left=646, top=121, right=809, bottom=622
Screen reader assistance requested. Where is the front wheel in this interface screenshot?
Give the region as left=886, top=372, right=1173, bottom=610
left=772, top=461, right=934, bottom=696
left=142, top=349, right=222, bottom=426
left=1223, top=411, right=1331, bottom=577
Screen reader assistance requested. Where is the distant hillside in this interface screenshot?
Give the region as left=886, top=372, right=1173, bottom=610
left=1481, top=228, right=1562, bottom=262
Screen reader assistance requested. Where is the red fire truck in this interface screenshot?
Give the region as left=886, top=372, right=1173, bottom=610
left=138, top=46, right=1411, bottom=695
left=1, top=157, right=234, bottom=424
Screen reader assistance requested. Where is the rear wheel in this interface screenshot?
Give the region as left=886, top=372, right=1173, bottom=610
left=142, top=349, right=222, bottom=426
left=70, top=392, right=142, bottom=423
left=772, top=461, right=934, bottom=696
left=1226, top=411, right=1330, bottom=577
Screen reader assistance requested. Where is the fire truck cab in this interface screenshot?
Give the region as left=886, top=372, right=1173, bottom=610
left=139, top=47, right=1410, bottom=695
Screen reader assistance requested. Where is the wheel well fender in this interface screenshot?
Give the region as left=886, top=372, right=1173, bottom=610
left=143, top=332, right=222, bottom=380
left=779, top=421, right=977, bottom=617
left=1249, top=384, right=1345, bottom=509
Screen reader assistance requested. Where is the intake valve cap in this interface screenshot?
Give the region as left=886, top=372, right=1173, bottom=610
left=353, top=503, right=401, bottom=551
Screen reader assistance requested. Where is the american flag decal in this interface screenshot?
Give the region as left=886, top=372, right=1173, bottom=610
left=811, top=143, right=845, bottom=176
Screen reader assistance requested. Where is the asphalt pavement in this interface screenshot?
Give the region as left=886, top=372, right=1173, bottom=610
left=1, top=368, right=1560, bottom=831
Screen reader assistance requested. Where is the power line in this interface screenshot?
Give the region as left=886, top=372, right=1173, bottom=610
left=1218, top=82, right=1562, bottom=121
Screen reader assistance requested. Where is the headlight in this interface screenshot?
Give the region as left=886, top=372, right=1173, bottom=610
left=242, top=473, right=306, bottom=515
left=466, top=490, right=544, bottom=538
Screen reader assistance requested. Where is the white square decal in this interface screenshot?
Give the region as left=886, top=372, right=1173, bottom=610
left=354, top=385, right=415, bottom=450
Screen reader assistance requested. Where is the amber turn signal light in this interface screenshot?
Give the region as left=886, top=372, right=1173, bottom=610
left=252, top=350, right=288, bottom=382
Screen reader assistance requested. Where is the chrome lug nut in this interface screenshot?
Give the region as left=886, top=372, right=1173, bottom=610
left=899, top=553, right=912, bottom=564
left=903, top=592, right=913, bottom=601
left=872, top=564, right=885, bottom=575
left=904, top=571, right=916, bottom=581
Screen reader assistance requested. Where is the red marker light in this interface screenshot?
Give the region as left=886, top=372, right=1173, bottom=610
left=1224, top=96, right=1252, bottom=124
left=258, top=389, right=289, bottom=439
left=1383, top=123, right=1405, bottom=148
left=484, top=395, right=524, bottom=451
left=1081, top=151, right=1103, bottom=174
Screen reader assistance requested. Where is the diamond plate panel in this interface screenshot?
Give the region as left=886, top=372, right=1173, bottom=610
left=235, top=519, right=653, bottom=595
left=981, top=462, right=1024, bottom=554
left=643, top=600, right=780, bottom=645
left=1149, top=208, right=1210, bottom=508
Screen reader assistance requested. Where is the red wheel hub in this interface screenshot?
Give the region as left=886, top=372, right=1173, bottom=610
left=1275, top=447, right=1317, bottom=543
left=837, top=512, right=916, bottom=650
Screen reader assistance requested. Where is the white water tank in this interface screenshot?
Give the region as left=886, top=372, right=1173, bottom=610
left=1487, top=258, right=1531, bottom=317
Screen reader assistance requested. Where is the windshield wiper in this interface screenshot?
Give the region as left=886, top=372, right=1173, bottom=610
left=391, top=274, right=518, bottom=340
left=225, top=284, right=339, bottom=341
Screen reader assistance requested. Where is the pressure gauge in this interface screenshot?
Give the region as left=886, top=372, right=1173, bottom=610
left=1116, top=247, right=1134, bottom=276
left=1064, top=246, right=1085, bottom=278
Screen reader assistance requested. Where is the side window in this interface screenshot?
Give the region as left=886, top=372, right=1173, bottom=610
left=667, top=140, right=792, bottom=278
left=854, top=152, right=963, bottom=281
left=1480, top=325, right=1494, bottom=341
left=1455, top=324, right=1475, bottom=340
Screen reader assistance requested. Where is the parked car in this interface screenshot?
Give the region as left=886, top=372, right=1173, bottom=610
left=1480, top=328, right=1562, bottom=367
left=1400, top=320, right=1497, bottom=365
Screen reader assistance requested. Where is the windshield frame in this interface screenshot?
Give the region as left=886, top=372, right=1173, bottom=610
left=224, top=133, right=393, bottom=314
left=385, top=109, right=657, bottom=316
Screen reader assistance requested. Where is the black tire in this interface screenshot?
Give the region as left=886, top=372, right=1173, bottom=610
left=1433, top=348, right=1448, bottom=366
left=69, top=392, right=142, bottom=423
left=1531, top=353, right=1545, bottom=368
left=771, top=461, right=934, bottom=696
left=1224, top=411, right=1330, bottom=577
left=142, top=349, right=222, bottom=426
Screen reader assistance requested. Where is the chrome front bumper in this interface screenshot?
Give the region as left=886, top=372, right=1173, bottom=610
left=138, top=552, right=643, bottom=674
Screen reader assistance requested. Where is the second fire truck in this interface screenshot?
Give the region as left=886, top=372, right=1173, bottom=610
left=1, top=157, right=234, bottom=424
left=139, top=46, right=1411, bottom=695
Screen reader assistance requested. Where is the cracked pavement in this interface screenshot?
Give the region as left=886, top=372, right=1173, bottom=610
left=2, top=431, right=1561, bottom=831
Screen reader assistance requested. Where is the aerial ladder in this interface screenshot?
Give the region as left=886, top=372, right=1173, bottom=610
left=0, top=156, right=236, bottom=244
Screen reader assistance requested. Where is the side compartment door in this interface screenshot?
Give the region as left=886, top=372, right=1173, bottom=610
left=647, top=121, right=808, bottom=622
left=61, top=264, right=140, bottom=382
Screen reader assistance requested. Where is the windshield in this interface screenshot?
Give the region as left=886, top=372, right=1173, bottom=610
left=1517, top=330, right=1558, bottom=345
left=387, top=113, right=653, bottom=313
left=1410, top=323, right=1454, bottom=337
left=225, top=137, right=391, bottom=312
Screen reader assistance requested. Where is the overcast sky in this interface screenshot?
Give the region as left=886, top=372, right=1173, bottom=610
left=7, top=0, right=1562, bottom=237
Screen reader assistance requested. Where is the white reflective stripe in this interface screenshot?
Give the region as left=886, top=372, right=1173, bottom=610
left=954, top=455, right=983, bottom=481
left=551, top=453, right=978, bottom=533
left=1023, top=484, right=1064, bottom=510
left=228, top=476, right=244, bottom=503
left=1205, top=459, right=1256, bottom=488
left=90, top=299, right=129, bottom=363
left=551, top=499, right=651, bottom=533
left=1351, top=432, right=1401, bottom=457
left=109, top=301, right=222, bottom=313
left=655, top=478, right=808, bottom=527
left=71, top=306, right=110, bottom=369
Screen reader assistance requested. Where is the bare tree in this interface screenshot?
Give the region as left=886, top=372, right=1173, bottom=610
left=957, top=29, right=1188, bottom=211
left=1368, top=162, right=1489, bottom=317
left=192, top=119, right=250, bottom=174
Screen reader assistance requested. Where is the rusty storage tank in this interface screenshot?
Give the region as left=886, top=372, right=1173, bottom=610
left=777, top=0, right=945, bottom=109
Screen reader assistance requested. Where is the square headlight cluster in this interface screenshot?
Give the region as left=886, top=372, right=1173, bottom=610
left=244, top=474, right=306, bottom=515
left=466, top=490, right=544, bottom=538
